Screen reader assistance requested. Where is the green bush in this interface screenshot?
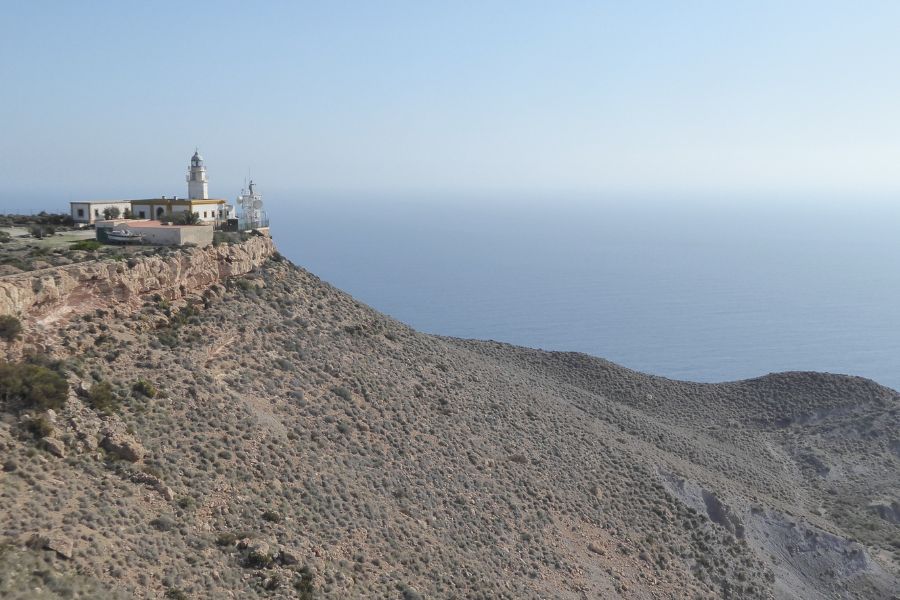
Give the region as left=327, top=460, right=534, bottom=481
left=234, top=278, right=255, bottom=292
left=244, top=548, right=274, bottom=569
left=0, top=315, right=22, bottom=342
left=261, top=510, right=282, bottom=523
left=0, top=231, right=10, bottom=243
left=331, top=386, right=353, bottom=402
left=294, top=567, right=316, bottom=599
left=28, top=225, right=55, bottom=239
left=70, top=240, right=102, bottom=251
left=24, top=414, right=54, bottom=438
left=86, top=381, right=119, bottom=414
left=0, top=361, right=68, bottom=411
left=132, top=378, right=157, bottom=398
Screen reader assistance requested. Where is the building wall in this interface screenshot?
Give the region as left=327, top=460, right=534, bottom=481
left=130, top=201, right=229, bottom=223
left=96, top=221, right=213, bottom=247
left=70, top=201, right=131, bottom=224
left=130, top=225, right=212, bottom=247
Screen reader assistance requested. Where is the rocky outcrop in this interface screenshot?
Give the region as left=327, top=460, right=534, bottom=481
left=0, top=235, right=275, bottom=322
left=27, top=532, right=75, bottom=559
left=100, top=427, right=146, bottom=462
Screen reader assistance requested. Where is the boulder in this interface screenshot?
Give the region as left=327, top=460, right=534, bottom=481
left=130, top=470, right=174, bottom=500
left=249, top=540, right=270, bottom=557
left=42, top=437, right=66, bottom=458
left=101, top=430, right=145, bottom=462
left=30, top=533, right=74, bottom=559
left=159, top=485, right=176, bottom=501
left=279, top=548, right=300, bottom=565
left=46, top=534, right=74, bottom=559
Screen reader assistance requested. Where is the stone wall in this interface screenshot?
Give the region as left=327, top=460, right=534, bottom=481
left=0, top=235, right=276, bottom=323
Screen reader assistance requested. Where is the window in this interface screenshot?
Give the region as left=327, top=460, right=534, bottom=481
left=94, top=209, right=99, bottom=217
left=77, top=208, right=84, bottom=217
left=203, top=211, right=208, bottom=218
left=138, top=210, right=146, bottom=218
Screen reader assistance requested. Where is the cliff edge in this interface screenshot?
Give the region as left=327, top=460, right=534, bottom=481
left=0, top=235, right=275, bottom=323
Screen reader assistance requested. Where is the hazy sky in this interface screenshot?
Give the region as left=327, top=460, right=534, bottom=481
left=2, top=1, right=900, bottom=206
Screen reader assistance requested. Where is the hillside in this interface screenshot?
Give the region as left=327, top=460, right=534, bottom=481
left=0, top=244, right=897, bottom=599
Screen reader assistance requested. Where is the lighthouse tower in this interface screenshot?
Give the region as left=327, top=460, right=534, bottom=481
left=186, top=149, right=209, bottom=199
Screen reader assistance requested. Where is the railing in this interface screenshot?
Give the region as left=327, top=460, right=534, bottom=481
left=214, top=217, right=270, bottom=232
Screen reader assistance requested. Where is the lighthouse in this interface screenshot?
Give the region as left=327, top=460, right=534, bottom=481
left=186, top=149, right=209, bottom=199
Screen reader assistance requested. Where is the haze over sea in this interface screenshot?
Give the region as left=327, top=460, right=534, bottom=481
left=269, top=195, right=900, bottom=391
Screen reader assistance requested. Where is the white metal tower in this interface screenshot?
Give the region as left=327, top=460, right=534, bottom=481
left=237, top=180, right=265, bottom=228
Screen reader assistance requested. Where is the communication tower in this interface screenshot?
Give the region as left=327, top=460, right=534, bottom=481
left=237, top=180, right=266, bottom=229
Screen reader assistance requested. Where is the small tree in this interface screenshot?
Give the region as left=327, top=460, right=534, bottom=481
left=0, top=315, right=22, bottom=342
left=0, top=361, right=68, bottom=411
left=103, top=207, right=121, bottom=220
left=123, top=208, right=133, bottom=219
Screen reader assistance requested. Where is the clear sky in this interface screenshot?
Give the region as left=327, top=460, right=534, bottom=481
left=2, top=1, right=900, bottom=208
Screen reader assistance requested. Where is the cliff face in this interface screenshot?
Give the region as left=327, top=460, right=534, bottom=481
left=0, top=235, right=275, bottom=323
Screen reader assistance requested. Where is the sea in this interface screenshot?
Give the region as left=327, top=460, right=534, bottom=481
left=270, top=194, right=900, bottom=391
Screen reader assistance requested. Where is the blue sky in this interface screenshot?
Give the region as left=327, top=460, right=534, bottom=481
left=2, top=1, right=900, bottom=207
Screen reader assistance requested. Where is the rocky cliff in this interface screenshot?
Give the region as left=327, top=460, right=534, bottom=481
left=0, top=235, right=275, bottom=324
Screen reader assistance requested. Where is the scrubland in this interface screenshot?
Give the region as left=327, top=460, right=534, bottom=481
left=0, top=253, right=897, bottom=598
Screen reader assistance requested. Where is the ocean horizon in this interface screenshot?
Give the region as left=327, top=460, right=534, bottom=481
left=270, top=195, right=900, bottom=391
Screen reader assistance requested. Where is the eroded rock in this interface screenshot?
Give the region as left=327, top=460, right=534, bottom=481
left=42, top=437, right=66, bottom=458
left=101, top=430, right=145, bottom=462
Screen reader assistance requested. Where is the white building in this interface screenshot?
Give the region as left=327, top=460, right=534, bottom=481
left=70, top=200, right=133, bottom=225
left=73, top=150, right=235, bottom=226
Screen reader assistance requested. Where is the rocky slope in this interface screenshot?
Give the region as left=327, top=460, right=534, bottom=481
left=0, top=246, right=897, bottom=599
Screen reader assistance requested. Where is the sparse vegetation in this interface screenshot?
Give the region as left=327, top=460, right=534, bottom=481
left=70, top=239, right=102, bottom=251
